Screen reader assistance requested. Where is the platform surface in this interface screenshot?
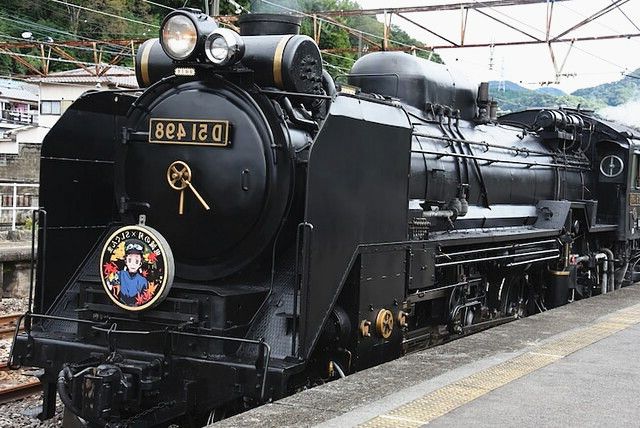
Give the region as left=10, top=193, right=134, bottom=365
left=213, top=285, right=640, bottom=427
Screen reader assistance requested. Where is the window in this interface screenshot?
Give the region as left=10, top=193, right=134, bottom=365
left=41, top=100, right=61, bottom=115
left=61, top=100, right=73, bottom=114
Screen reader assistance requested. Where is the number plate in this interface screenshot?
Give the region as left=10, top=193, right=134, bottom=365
left=149, top=118, right=230, bottom=146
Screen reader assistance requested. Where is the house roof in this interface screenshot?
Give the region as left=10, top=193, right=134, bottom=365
left=28, top=64, right=138, bottom=89
left=0, top=79, right=39, bottom=104
left=0, top=87, right=38, bottom=103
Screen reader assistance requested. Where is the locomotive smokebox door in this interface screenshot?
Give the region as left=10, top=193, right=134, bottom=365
left=122, top=78, right=292, bottom=280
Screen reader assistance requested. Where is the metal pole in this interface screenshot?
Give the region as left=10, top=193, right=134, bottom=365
left=11, top=184, right=17, bottom=231
left=212, top=0, right=220, bottom=16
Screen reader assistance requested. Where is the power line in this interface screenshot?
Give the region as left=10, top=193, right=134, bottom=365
left=45, top=0, right=159, bottom=29
left=142, top=0, right=176, bottom=11
left=0, top=13, right=139, bottom=51
left=321, top=51, right=357, bottom=63
left=0, top=33, right=134, bottom=58
left=556, top=1, right=640, bottom=45
left=0, top=50, right=134, bottom=68
left=472, top=0, right=639, bottom=80
left=257, top=0, right=435, bottom=54
left=0, top=74, right=129, bottom=89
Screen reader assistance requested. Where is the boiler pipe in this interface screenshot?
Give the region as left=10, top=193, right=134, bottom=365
left=600, top=248, right=615, bottom=292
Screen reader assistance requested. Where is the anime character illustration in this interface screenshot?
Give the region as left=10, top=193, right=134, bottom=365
left=118, top=241, right=149, bottom=305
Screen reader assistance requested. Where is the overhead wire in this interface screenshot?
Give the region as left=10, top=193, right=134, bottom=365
left=257, top=0, right=435, bottom=55
left=610, top=0, right=640, bottom=33
left=0, top=50, right=132, bottom=67
left=556, top=1, right=640, bottom=46
left=321, top=51, right=357, bottom=64
left=44, top=0, right=159, bottom=29
left=0, top=13, right=142, bottom=52
left=34, top=1, right=154, bottom=37
left=142, top=0, right=176, bottom=11
left=0, top=33, right=134, bottom=59
left=0, top=74, right=129, bottom=89
left=472, top=0, right=640, bottom=79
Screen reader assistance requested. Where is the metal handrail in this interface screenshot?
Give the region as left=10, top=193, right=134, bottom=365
left=0, top=183, right=39, bottom=230
left=9, top=312, right=273, bottom=400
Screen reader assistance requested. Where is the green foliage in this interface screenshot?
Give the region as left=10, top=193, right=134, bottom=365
left=489, top=81, right=607, bottom=114
left=0, top=0, right=440, bottom=78
left=571, top=69, right=640, bottom=106
left=489, top=70, right=640, bottom=113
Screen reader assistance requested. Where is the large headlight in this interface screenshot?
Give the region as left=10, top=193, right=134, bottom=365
left=161, top=14, right=198, bottom=60
left=159, top=9, right=218, bottom=61
left=204, top=29, right=245, bottom=66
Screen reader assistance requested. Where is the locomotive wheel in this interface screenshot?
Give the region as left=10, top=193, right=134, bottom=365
left=448, top=285, right=465, bottom=333
left=501, top=278, right=527, bottom=318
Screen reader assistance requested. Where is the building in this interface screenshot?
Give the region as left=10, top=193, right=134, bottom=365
left=0, top=66, right=136, bottom=229
left=15, top=64, right=138, bottom=147
left=0, top=79, right=39, bottom=155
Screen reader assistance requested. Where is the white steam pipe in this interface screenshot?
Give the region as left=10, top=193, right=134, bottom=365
left=600, top=248, right=615, bottom=292
left=594, top=253, right=607, bottom=294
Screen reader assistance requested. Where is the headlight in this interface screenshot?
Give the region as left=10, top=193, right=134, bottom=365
left=204, top=29, right=245, bottom=66
left=160, top=14, right=198, bottom=60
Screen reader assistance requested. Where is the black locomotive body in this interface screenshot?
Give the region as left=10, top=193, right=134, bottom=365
left=10, top=9, right=640, bottom=427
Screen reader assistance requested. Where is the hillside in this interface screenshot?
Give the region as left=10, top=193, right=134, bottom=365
left=488, top=70, right=640, bottom=114
left=572, top=69, right=640, bottom=106
left=536, top=87, right=566, bottom=96
left=488, top=81, right=606, bottom=113
left=0, top=0, right=440, bottom=78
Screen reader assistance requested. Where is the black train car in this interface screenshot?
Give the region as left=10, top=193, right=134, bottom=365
left=9, top=9, right=640, bottom=427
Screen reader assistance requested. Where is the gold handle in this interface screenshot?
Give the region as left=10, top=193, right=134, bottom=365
left=186, top=181, right=211, bottom=211
left=166, top=160, right=212, bottom=213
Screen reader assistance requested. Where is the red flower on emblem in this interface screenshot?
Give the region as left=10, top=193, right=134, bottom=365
left=103, top=262, right=118, bottom=276
left=146, top=252, right=158, bottom=263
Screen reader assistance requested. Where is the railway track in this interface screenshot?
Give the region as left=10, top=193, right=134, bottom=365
left=0, top=362, right=41, bottom=404
left=0, top=313, right=23, bottom=340
left=0, top=314, right=40, bottom=404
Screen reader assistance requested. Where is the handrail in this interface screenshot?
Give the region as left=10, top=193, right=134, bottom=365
left=10, top=312, right=273, bottom=400
left=0, top=183, right=39, bottom=230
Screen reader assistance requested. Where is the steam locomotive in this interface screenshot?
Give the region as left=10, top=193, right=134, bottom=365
left=9, top=8, right=640, bottom=427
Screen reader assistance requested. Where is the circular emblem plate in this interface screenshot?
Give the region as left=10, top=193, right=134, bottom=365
left=100, top=225, right=174, bottom=311
left=599, top=154, right=624, bottom=178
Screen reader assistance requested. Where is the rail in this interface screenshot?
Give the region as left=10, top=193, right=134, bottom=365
left=0, top=183, right=39, bottom=231
left=0, top=313, right=22, bottom=340
left=0, top=362, right=41, bottom=404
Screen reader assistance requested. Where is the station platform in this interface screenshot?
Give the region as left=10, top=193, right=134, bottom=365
left=212, top=284, right=640, bottom=427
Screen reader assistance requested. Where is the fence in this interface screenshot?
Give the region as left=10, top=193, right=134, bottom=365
left=1, top=110, right=38, bottom=125
left=0, top=183, right=39, bottom=230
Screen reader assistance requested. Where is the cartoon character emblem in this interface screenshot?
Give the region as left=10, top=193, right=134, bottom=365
left=100, top=225, right=174, bottom=311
